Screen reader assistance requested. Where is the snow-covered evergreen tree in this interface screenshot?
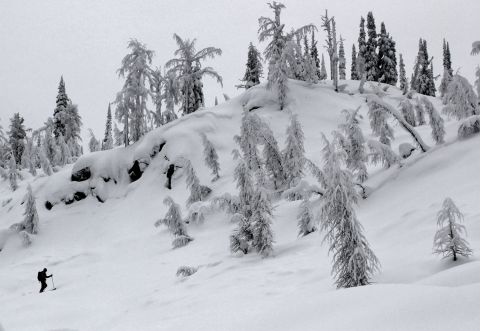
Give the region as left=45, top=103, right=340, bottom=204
left=282, top=114, right=305, bottom=188
left=357, top=55, right=367, bottom=93
left=367, top=140, right=401, bottom=168
left=351, top=44, right=358, bottom=80
left=443, top=74, right=479, bottom=119
left=338, top=37, right=346, bottom=80
left=433, top=198, right=472, bottom=261
left=321, top=11, right=339, bottom=90
left=310, top=31, right=321, bottom=79
left=53, top=76, right=70, bottom=138
left=297, top=198, right=316, bottom=237
left=440, top=68, right=453, bottom=99
left=414, top=100, right=426, bottom=125
left=21, top=136, right=37, bottom=176
left=54, top=134, right=71, bottom=166
left=338, top=109, right=368, bottom=183
left=88, top=129, right=101, bottom=153
left=155, top=196, right=193, bottom=249
left=166, top=34, right=223, bottom=115
left=8, top=153, right=18, bottom=191
left=399, top=99, right=416, bottom=127
left=102, top=103, right=113, bottom=150
left=240, top=42, right=263, bottom=89
left=0, top=118, right=8, bottom=169
left=399, top=54, right=408, bottom=94
left=39, top=148, right=53, bottom=176
left=22, top=184, right=39, bottom=235
left=376, top=22, right=397, bottom=85
left=421, top=97, right=445, bottom=144
left=475, top=66, right=480, bottom=102
left=261, top=123, right=285, bottom=190
left=115, top=39, right=153, bottom=145
left=63, top=103, right=83, bottom=157
left=183, top=158, right=212, bottom=206
left=367, top=97, right=394, bottom=146
left=250, top=187, right=274, bottom=257
left=113, top=123, right=123, bottom=147
left=42, top=118, right=57, bottom=164
left=234, top=111, right=263, bottom=173
left=302, top=38, right=318, bottom=84
left=8, top=113, right=26, bottom=164
left=201, top=133, right=220, bottom=181
left=320, top=134, right=379, bottom=288
left=365, top=12, right=378, bottom=82
left=319, top=54, right=328, bottom=80
left=411, top=39, right=436, bottom=96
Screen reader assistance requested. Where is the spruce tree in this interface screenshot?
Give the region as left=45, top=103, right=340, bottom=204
left=338, top=37, right=346, bottom=80
left=351, top=44, right=358, bottom=80
left=54, top=134, right=71, bottom=166
left=8, top=113, right=26, bottom=164
left=155, top=196, right=193, bottom=249
left=421, top=97, right=445, bottom=144
left=376, top=22, right=397, bottom=85
left=399, top=99, right=416, bottom=127
left=22, top=185, right=39, bottom=235
left=297, top=199, right=316, bottom=236
left=282, top=114, right=305, bottom=188
left=319, top=54, right=328, bottom=80
left=184, top=158, right=212, bottom=206
left=440, top=40, right=453, bottom=98
left=240, top=42, right=263, bottom=89
left=443, top=74, right=478, bottom=119
left=365, top=12, right=378, bottom=82
left=399, top=54, right=408, bottom=94
left=250, top=187, right=274, bottom=257
left=412, top=39, right=436, bottom=96
left=201, top=133, right=220, bottom=181
left=367, top=98, right=394, bottom=146
left=310, top=31, right=321, bottom=79
left=53, top=76, right=70, bottom=138
left=8, top=153, right=18, bottom=191
left=433, top=198, right=472, bottom=261
left=102, top=103, right=113, bottom=150
left=21, top=137, right=37, bottom=176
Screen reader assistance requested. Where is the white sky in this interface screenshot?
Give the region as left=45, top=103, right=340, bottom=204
left=1, top=0, right=479, bottom=142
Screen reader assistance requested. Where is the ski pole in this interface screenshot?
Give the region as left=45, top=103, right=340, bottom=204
left=51, top=276, right=55, bottom=289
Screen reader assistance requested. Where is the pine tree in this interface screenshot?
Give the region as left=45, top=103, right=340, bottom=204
left=8, top=113, right=26, bottom=164
left=155, top=196, right=193, bottom=249
left=365, top=12, right=378, bottom=82
left=443, top=74, right=479, bottom=119
left=351, top=44, right=358, bottom=80
left=421, top=97, right=445, bottom=144
left=240, top=42, right=263, bottom=89
left=282, top=114, right=305, bottom=188
left=201, top=133, right=220, bottom=181
left=433, top=198, right=472, bottom=261
left=8, top=153, right=18, bottom=191
left=183, top=158, right=212, bottom=206
left=320, top=134, right=379, bottom=288
left=399, top=99, right=416, bottom=127
left=297, top=199, right=316, bottom=236
left=53, top=76, right=70, bottom=138
left=338, top=37, right=346, bottom=80
left=310, top=31, right=321, bottom=79
left=367, top=140, right=401, bottom=168
left=319, top=54, right=328, bottom=80
left=102, top=103, right=113, bottom=150
left=399, top=54, right=408, bottom=94
left=22, top=185, right=39, bottom=235
left=376, top=22, right=397, bottom=85
left=250, top=187, right=274, bottom=257
left=63, top=103, right=83, bottom=157
left=115, top=39, right=154, bottom=145
left=0, top=118, right=8, bottom=169
left=166, top=34, right=223, bottom=115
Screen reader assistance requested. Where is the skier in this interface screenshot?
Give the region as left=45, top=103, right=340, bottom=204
left=37, top=268, right=53, bottom=293
left=163, top=156, right=183, bottom=190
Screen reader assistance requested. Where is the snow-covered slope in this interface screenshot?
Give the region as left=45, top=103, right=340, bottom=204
left=1, top=80, right=480, bottom=331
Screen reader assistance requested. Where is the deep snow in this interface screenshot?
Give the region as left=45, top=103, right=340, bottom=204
left=1, top=80, right=480, bottom=331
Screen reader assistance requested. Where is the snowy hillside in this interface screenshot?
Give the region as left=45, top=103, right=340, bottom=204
left=1, top=80, right=480, bottom=331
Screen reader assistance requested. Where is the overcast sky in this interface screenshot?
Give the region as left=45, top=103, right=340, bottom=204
left=1, top=0, right=479, bottom=143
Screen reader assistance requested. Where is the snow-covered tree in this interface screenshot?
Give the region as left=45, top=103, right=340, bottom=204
left=54, top=134, right=71, bottom=166
left=321, top=11, right=339, bottom=90
left=201, top=133, right=220, bottom=181
left=421, top=97, right=445, bottom=144
left=21, top=136, right=37, bottom=176
left=260, top=123, right=285, bottom=190
left=320, top=134, right=379, bottom=288
left=475, top=66, right=480, bottom=101
left=297, top=198, right=316, bottom=237
left=302, top=38, right=319, bottom=84
left=183, top=158, right=212, bottom=206
left=439, top=40, right=454, bottom=98
left=250, top=187, right=274, bottom=257
left=63, top=103, right=83, bottom=157
left=0, top=118, right=8, bottom=168
left=338, top=36, right=346, bottom=80
left=443, top=74, right=479, bottom=119
left=155, top=196, right=193, bottom=249
left=113, top=123, right=123, bottom=147
left=319, top=54, right=328, bottom=80
left=365, top=12, right=378, bottom=82
left=115, top=39, right=154, bottom=145
left=53, top=76, right=70, bottom=138
left=399, top=99, right=416, bottom=127
left=338, top=109, right=368, bottom=182
left=411, top=39, right=436, bottom=96
left=166, top=34, right=222, bottom=115
left=282, top=114, right=305, bottom=188
left=414, top=100, right=426, bottom=125
left=240, top=42, right=263, bottom=89
left=39, top=148, right=53, bottom=176
left=376, top=22, right=397, bottom=85
left=357, top=55, right=367, bottom=94
left=88, top=129, right=101, bottom=153
left=42, top=118, right=57, bottom=164
left=351, top=44, right=358, bottom=80
left=367, top=97, right=394, bottom=146
left=102, top=103, right=113, bottom=150
left=22, top=185, right=39, bottom=235
left=440, top=69, right=453, bottom=100
left=8, top=153, right=18, bottom=191
left=399, top=54, right=408, bottom=94
left=234, top=111, right=263, bottom=173
left=310, top=31, right=322, bottom=79
left=367, top=140, right=401, bottom=168
left=8, top=113, right=26, bottom=164
left=433, top=198, right=472, bottom=261
left=357, top=16, right=367, bottom=61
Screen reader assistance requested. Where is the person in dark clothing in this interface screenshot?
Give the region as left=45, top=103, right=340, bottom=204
left=164, top=163, right=182, bottom=190
left=38, top=268, right=52, bottom=293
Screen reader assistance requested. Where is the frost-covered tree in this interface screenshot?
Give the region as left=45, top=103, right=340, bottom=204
left=399, top=54, right=408, bottom=94
left=21, top=136, right=37, bottom=176
left=183, top=158, right=212, bottom=206
left=0, top=118, right=8, bottom=168
left=240, top=42, right=263, bottom=89
left=8, top=113, right=26, bottom=164
left=443, top=74, right=478, bottom=119
left=53, top=76, right=70, bottom=138
left=102, top=103, right=113, bottom=150
left=260, top=123, right=285, bottom=190
left=411, top=39, right=436, bottom=96
left=338, top=37, right=346, bottom=80
left=310, top=31, right=321, bottom=79
left=39, top=148, right=53, bottom=176
left=302, top=38, right=319, bottom=84
left=155, top=196, right=193, bottom=249
left=22, top=185, right=39, bottom=235
left=113, top=123, right=123, bottom=147
left=63, top=103, right=83, bottom=158
left=433, top=198, right=472, bottom=261
left=201, top=133, right=220, bottom=181
left=319, top=54, right=328, bottom=80
left=357, top=16, right=367, bottom=61
left=439, top=40, right=454, bottom=98
left=399, top=99, right=416, bottom=127
left=42, top=118, right=57, bottom=164
left=8, top=153, right=18, bottom=191
left=320, top=135, right=379, bottom=288
left=367, top=97, right=394, bottom=146
left=282, top=114, right=305, bottom=188
left=338, top=109, right=368, bottom=182
left=88, top=129, right=101, bottom=153
left=115, top=39, right=153, bottom=145
left=321, top=11, right=339, bottom=90
left=367, top=140, right=401, bottom=168
left=166, top=34, right=223, bottom=115
left=414, top=100, right=426, bottom=125
left=250, top=187, right=274, bottom=257
left=54, top=134, right=71, bottom=166
left=351, top=44, right=358, bottom=80
left=365, top=12, right=378, bottom=82
left=475, top=66, right=480, bottom=102
left=234, top=111, right=263, bottom=173
left=357, top=55, right=367, bottom=94
left=297, top=199, right=316, bottom=237
left=376, top=22, right=397, bottom=85
left=421, top=97, right=445, bottom=144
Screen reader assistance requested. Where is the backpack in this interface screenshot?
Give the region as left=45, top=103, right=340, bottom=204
left=37, top=271, right=42, bottom=282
